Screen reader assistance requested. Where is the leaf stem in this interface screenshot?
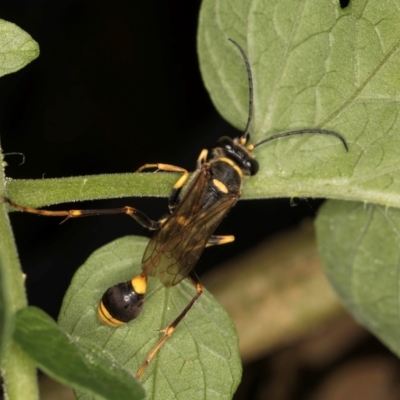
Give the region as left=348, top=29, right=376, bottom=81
left=1, top=343, right=38, bottom=400
left=0, top=147, right=39, bottom=400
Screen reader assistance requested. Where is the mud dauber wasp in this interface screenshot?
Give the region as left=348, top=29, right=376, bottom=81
left=5, top=38, right=348, bottom=379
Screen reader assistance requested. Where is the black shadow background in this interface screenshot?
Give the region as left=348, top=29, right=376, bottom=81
left=3, top=2, right=395, bottom=400
left=0, top=1, right=317, bottom=329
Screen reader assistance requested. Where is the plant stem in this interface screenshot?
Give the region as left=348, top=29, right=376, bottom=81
left=0, top=147, right=39, bottom=400
left=1, top=343, right=38, bottom=400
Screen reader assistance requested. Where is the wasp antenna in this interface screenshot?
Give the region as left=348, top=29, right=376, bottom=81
left=253, top=129, right=348, bottom=152
left=228, top=38, right=253, bottom=143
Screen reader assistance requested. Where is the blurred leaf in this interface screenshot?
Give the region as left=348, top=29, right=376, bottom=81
left=13, top=307, right=145, bottom=400
left=204, top=221, right=344, bottom=363
left=0, top=19, right=39, bottom=77
left=316, top=201, right=400, bottom=356
left=58, top=236, right=242, bottom=400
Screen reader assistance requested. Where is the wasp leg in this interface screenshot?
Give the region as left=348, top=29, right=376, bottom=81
left=206, top=235, right=235, bottom=247
left=136, top=163, right=189, bottom=213
left=4, top=197, right=161, bottom=229
left=196, top=149, right=208, bottom=169
left=136, top=271, right=203, bottom=379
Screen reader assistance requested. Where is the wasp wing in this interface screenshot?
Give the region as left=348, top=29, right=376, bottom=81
left=141, top=165, right=238, bottom=287
left=141, top=166, right=210, bottom=279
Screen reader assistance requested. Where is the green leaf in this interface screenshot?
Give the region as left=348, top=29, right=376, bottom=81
left=13, top=306, right=145, bottom=400
left=197, top=0, right=400, bottom=370
left=316, top=200, right=400, bottom=356
left=198, top=0, right=400, bottom=207
left=58, top=236, right=242, bottom=400
left=0, top=19, right=39, bottom=77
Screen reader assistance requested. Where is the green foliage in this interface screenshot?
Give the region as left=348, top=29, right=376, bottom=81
left=0, top=19, right=40, bottom=349
left=316, top=201, right=400, bottom=356
left=58, top=236, right=241, bottom=399
left=198, top=0, right=400, bottom=206
left=0, top=19, right=39, bottom=77
left=14, top=307, right=145, bottom=400
left=198, top=0, right=400, bottom=371
left=3, top=0, right=400, bottom=399
left=0, top=20, right=39, bottom=400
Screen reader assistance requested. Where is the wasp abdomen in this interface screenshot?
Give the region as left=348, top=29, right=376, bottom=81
left=98, top=274, right=147, bottom=326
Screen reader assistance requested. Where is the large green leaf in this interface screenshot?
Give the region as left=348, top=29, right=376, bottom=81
left=198, top=0, right=400, bottom=206
left=197, top=0, right=400, bottom=370
left=316, top=201, right=400, bottom=356
left=58, top=236, right=242, bottom=400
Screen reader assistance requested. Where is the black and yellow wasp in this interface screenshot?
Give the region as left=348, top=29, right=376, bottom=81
left=5, top=39, right=348, bottom=379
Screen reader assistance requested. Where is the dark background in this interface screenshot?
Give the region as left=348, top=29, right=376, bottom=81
left=0, top=1, right=318, bottom=323
left=2, top=1, right=399, bottom=399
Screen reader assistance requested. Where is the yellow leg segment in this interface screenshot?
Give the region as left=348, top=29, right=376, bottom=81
left=136, top=273, right=203, bottom=379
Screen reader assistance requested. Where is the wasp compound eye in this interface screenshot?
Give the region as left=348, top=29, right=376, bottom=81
left=98, top=277, right=146, bottom=326
left=248, top=159, right=259, bottom=175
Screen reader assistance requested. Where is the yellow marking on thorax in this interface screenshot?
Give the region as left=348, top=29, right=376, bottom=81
left=131, top=273, right=147, bottom=295
left=218, top=157, right=243, bottom=178
left=213, top=179, right=228, bottom=193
